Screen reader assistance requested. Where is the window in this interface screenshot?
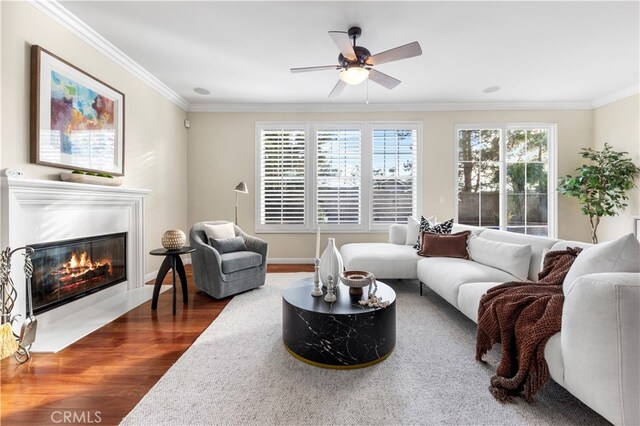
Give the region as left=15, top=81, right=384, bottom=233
left=371, top=128, right=418, bottom=226
left=456, top=124, right=556, bottom=237
left=257, top=122, right=421, bottom=232
left=258, top=127, right=306, bottom=230
left=316, top=127, right=362, bottom=227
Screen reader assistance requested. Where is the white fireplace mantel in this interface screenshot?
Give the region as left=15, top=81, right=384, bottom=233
left=1, top=177, right=162, bottom=352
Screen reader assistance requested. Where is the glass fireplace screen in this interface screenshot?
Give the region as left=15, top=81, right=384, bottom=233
left=29, top=232, right=127, bottom=315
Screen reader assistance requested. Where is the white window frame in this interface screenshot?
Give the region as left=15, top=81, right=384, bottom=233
left=454, top=123, right=558, bottom=238
left=255, top=121, right=423, bottom=233
left=368, top=122, right=422, bottom=231
left=255, top=123, right=311, bottom=233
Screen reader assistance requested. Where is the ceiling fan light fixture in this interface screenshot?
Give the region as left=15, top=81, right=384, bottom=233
left=340, top=67, right=370, bottom=85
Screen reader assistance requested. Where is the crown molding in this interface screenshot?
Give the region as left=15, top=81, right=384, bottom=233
left=188, top=101, right=593, bottom=113
left=28, top=0, right=190, bottom=111
left=27, top=1, right=636, bottom=114
left=591, top=84, right=639, bottom=109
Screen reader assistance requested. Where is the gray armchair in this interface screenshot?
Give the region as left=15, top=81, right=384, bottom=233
left=189, top=221, right=268, bottom=299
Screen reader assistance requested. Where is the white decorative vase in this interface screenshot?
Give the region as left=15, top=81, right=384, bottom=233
left=161, top=229, right=186, bottom=250
left=319, top=238, right=343, bottom=287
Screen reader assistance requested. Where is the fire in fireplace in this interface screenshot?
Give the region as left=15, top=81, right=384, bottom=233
left=29, top=233, right=127, bottom=315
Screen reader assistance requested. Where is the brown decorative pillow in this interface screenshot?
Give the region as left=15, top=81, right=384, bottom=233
left=418, top=230, right=471, bottom=259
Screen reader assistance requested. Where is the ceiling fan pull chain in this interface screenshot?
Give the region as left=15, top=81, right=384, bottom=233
left=366, top=79, right=369, bottom=104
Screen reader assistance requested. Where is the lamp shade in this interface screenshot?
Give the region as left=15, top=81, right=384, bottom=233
left=340, top=67, right=370, bottom=85
left=235, top=181, right=249, bottom=194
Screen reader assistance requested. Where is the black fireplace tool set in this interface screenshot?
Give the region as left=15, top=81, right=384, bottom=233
left=0, top=246, right=37, bottom=363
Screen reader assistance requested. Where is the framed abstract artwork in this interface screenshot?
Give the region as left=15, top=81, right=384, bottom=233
left=30, top=45, right=125, bottom=175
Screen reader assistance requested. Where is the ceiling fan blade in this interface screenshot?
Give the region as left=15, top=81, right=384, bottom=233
left=290, top=65, right=340, bottom=73
left=368, top=41, right=422, bottom=65
left=368, top=69, right=401, bottom=90
left=328, top=31, right=356, bottom=61
left=328, top=79, right=347, bottom=98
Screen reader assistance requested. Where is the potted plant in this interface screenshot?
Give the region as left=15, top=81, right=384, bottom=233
left=558, top=143, right=640, bottom=243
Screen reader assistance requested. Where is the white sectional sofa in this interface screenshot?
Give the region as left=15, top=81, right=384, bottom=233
left=340, top=224, right=640, bottom=425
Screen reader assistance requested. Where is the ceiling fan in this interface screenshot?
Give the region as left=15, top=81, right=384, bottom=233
left=290, top=26, right=422, bottom=98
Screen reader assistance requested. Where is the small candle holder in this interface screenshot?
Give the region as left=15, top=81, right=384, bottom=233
left=311, top=258, right=322, bottom=297
left=324, top=274, right=336, bottom=303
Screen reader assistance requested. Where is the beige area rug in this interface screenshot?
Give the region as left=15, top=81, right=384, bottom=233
left=121, top=272, right=607, bottom=426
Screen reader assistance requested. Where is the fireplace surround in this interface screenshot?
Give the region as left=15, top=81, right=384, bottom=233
left=1, top=177, right=152, bottom=352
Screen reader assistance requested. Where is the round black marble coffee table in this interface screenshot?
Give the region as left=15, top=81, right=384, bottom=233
left=282, top=277, right=396, bottom=369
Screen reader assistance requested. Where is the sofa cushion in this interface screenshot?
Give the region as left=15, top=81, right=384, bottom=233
left=389, top=224, right=408, bottom=245
left=406, top=216, right=420, bottom=245
left=209, top=236, right=247, bottom=254
left=457, top=281, right=500, bottom=323
left=476, top=229, right=558, bottom=281
left=220, top=251, right=262, bottom=274
left=563, top=233, right=640, bottom=294
left=550, top=240, right=592, bottom=252
left=418, top=230, right=470, bottom=259
left=406, top=215, right=436, bottom=245
left=418, top=257, right=519, bottom=308
left=544, top=333, right=564, bottom=386
left=341, top=243, right=421, bottom=279
left=451, top=223, right=485, bottom=236
left=414, top=217, right=454, bottom=249
left=468, top=236, right=532, bottom=281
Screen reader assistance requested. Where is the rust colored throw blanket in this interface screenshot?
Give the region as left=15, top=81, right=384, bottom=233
left=475, top=247, right=582, bottom=402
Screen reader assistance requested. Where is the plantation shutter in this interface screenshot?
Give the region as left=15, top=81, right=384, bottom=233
left=316, top=128, right=362, bottom=226
left=371, top=128, right=418, bottom=224
left=259, top=128, right=306, bottom=226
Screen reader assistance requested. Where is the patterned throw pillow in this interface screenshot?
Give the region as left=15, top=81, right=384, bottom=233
left=414, top=217, right=454, bottom=250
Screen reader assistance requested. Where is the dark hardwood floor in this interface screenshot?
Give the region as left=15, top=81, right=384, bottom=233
left=0, top=264, right=310, bottom=426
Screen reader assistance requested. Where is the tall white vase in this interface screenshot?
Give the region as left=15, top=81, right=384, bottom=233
left=319, top=238, right=343, bottom=287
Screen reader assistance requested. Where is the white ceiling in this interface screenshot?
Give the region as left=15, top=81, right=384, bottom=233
left=59, top=1, right=639, bottom=108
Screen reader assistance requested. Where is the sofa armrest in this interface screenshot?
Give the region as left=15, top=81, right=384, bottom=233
left=561, top=272, right=640, bottom=425
left=241, top=232, right=268, bottom=266
left=389, top=224, right=408, bottom=245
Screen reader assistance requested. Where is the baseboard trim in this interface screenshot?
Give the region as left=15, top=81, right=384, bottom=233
left=268, top=258, right=314, bottom=264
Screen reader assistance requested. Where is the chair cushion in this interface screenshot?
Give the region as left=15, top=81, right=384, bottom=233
left=203, top=222, right=235, bottom=240
left=418, top=257, right=519, bottom=308
left=209, top=236, right=247, bottom=254
left=220, top=251, right=262, bottom=274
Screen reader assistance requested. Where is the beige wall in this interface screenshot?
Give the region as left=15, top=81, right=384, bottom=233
left=0, top=1, right=188, bottom=274
left=593, top=94, right=640, bottom=241
left=187, top=109, right=593, bottom=259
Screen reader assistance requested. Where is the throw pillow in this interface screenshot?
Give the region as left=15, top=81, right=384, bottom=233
left=405, top=215, right=436, bottom=246
left=563, top=233, right=640, bottom=293
left=203, top=222, right=235, bottom=240
left=418, top=230, right=471, bottom=259
left=414, top=217, right=454, bottom=250
left=539, top=248, right=550, bottom=272
left=468, top=235, right=532, bottom=281
left=208, top=236, right=247, bottom=254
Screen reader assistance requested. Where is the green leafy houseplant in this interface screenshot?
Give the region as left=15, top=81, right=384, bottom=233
left=558, top=143, right=640, bottom=243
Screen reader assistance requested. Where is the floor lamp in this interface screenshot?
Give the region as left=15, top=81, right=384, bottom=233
left=234, top=181, right=248, bottom=225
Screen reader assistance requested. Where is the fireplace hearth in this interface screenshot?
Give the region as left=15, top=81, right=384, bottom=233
left=30, top=233, right=127, bottom=315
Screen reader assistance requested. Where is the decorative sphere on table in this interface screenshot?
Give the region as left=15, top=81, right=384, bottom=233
left=161, top=229, right=186, bottom=250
